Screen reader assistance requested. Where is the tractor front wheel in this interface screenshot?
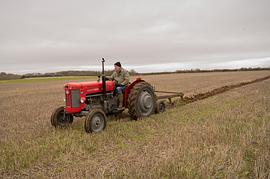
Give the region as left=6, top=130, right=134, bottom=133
left=85, top=108, right=107, bottom=133
left=51, top=106, right=73, bottom=128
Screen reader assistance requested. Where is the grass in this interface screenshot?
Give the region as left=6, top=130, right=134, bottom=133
left=0, top=71, right=269, bottom=178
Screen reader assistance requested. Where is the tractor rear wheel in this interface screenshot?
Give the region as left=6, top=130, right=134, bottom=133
left=128, top=82, right=157, bottom=120
left=85, top=108, right=107, bottom=133
left=51, top=106, right=73, bottom=128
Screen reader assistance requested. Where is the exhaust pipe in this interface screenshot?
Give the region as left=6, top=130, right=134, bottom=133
left=101, top=58, right=106, bottom=99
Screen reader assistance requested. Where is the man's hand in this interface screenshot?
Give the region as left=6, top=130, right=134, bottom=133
left=121, top=80, right=127, bottom=86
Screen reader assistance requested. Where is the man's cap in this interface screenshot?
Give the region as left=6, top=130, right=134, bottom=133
left=114, top=62, right=121, bottom=67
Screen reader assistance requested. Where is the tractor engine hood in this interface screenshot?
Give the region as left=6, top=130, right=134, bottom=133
left=64, top=81, right=115, bottom=93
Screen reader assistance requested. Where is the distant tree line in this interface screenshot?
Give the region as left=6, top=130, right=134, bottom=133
left=0, top=67, right=269, bottom=80
left=0, top=72, right=21, bottom=80
left=142, top=67, right=270, bottom=76
left=0, top=69, right=139, bottom=80
left=21, top=70, right=107, bottom=78
left=20, top=69, right=139, bottom=79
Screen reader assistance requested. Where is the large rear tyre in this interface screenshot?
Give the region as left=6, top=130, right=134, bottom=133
left=128, top=82, right=157, bottom=120
left=85, top=108, right=107, bottom=133
left=51, top=106, right=73, bottom=128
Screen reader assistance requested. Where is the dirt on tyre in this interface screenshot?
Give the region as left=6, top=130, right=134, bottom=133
left=85, top=108, right=107, bottom=133
left=51, top=106, right=73, bottom=128
left=128, top=82, right=157, bottom=120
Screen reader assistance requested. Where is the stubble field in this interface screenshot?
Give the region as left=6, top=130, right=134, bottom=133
left=0, top=70, right=270, bottom=178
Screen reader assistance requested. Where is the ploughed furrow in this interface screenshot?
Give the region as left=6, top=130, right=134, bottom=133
left=181, top=75, right=270, bottom=103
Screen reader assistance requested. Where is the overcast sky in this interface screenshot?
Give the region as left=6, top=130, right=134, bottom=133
left=1, top=0, right=270, bottom=74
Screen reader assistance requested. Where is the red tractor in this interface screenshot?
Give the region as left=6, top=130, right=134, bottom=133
left=51, top=59, right=165, bottom=133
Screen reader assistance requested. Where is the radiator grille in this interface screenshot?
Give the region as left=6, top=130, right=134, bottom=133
left=71, top=89, right=80, bottom=108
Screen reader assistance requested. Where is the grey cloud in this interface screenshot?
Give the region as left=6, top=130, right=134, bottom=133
left=0, top=0, right=270, bottom=73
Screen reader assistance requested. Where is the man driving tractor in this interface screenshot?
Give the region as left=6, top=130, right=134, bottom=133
left=108, top=62, right=130, bottom=109
left=51, top=59, right=169, bottom=133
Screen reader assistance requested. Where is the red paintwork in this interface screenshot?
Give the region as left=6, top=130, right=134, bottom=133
left=64, top=81, right=115, bottom=113
left=65, top=81, right=115, bottom=92
left=64, top=78, right=144, bottom=114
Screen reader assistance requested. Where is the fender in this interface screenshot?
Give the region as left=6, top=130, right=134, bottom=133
left=123, top=78, right=145, bottom=107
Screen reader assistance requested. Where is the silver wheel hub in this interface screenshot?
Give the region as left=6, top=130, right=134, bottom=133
left=139, top=91, right=154, bottom=114
left=91, top=114, right=104, bottom=132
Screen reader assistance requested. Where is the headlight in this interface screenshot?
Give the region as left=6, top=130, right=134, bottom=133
left=65, top=90, right=70, bottom=95
left=80, top=97, right=86, bottom=103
